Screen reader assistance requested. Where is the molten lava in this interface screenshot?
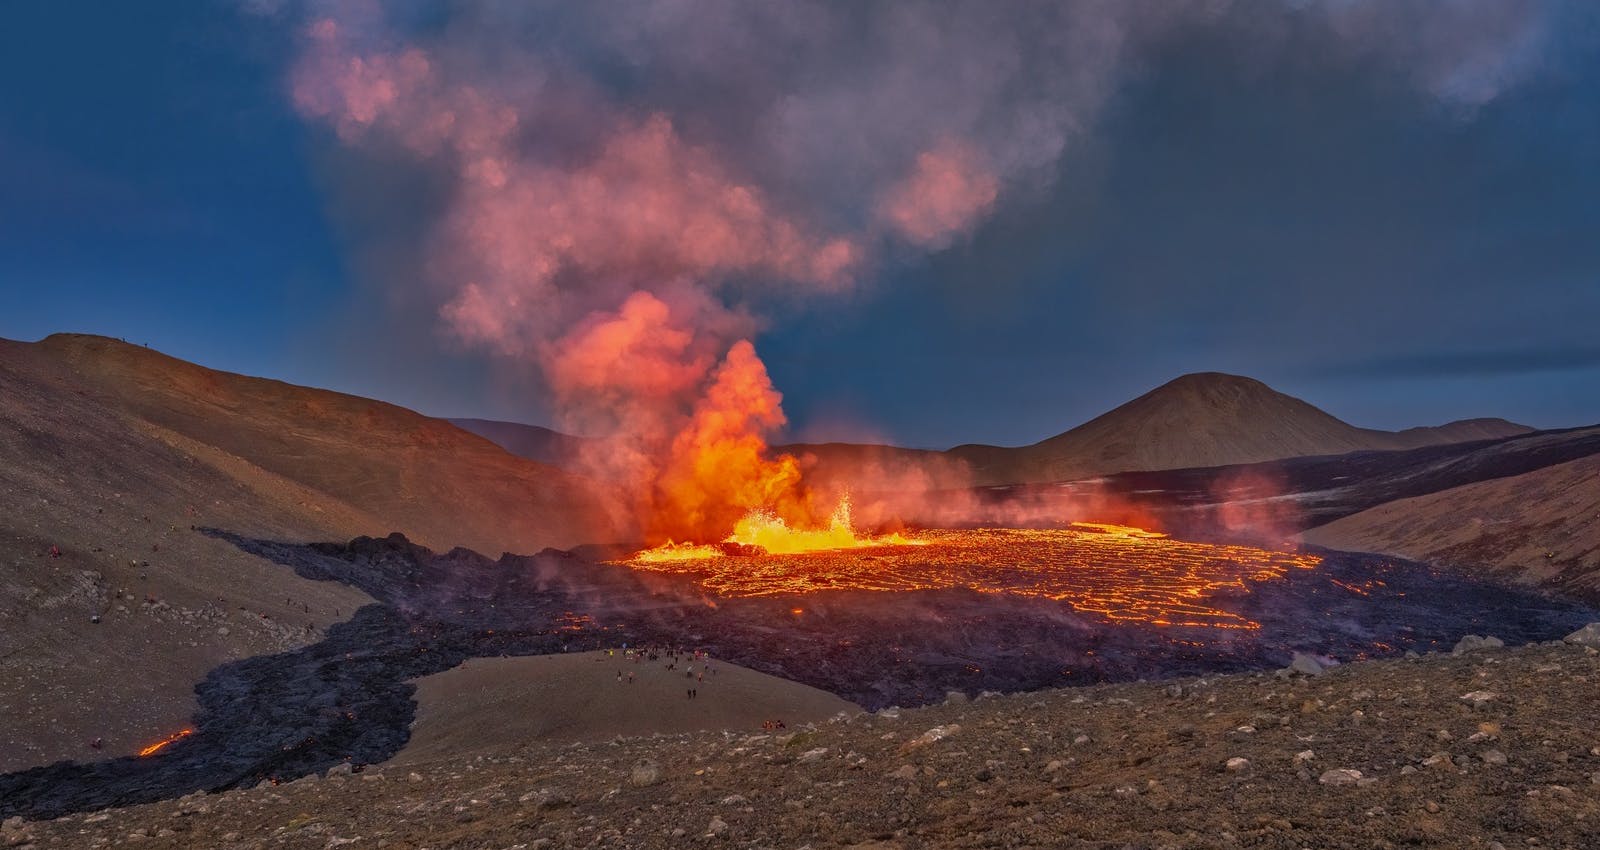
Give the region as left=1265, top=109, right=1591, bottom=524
left=619, top=525, right=1322, bottom=629
left=138, top=728, right=193, bottom=757
left=633, top=496, right=917, bottom=563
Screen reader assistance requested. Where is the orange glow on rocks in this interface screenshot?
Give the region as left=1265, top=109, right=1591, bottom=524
left=619, top=525, right=1322, bottom=630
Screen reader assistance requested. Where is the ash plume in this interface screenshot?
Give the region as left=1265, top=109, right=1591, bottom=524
left=276, top=0, right=1567, bottom=540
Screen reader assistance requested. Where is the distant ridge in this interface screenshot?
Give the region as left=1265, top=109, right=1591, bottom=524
left=448, top=418, right=595, bottom=468
left=787, top=372, right=1532, bottom=486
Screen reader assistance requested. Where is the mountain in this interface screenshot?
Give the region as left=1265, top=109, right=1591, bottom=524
left=0, top=333, right=611, bottom=771
left=24, top=334, right=612, bottom=555
left=1303, top=453, right=1600, bottom=596
left=790, top=373, right=1532, bottom=486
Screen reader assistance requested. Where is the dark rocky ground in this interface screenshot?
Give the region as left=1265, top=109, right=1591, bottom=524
left=6, top=636, right=1600, bottom=849
left=972, top=424, right=1600, bottom=543
left=2, top=530, right=1595, bottom=824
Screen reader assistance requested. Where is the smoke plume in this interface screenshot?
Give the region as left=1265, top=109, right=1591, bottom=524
left=280, top=0, right=1563, bottom=541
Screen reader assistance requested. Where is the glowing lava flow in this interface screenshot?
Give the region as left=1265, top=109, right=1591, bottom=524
left=618, top=525, right=1322, bottom=629
left=632, top=496, right=916, bottom=563
left=138, top=728, right=193, bottom=757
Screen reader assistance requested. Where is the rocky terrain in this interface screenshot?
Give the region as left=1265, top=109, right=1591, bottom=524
left=6, top=631, right=1599, bottom=849
left=4, top=529, right=1592, bottom=824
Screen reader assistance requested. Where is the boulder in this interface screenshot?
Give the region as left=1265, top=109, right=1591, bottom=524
left=1319, top=768, right=1363, bottom=786
left=1284, top=653, right=1329, bottom=676
left=1453, top=635, right=1504, bottom=655
left=1563, top=623, right=1600, bottom=649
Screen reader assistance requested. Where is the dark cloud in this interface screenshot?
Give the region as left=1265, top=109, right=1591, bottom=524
left=1311, top=347, right=1600, bottom=380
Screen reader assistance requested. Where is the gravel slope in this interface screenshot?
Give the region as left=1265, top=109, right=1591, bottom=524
left=10, top=638, right=1600, bottom=849
left=1304, top=454, right=1600, bottom=597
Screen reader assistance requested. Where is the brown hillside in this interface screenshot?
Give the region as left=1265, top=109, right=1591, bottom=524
left=33, top=334, right=612, bottom=555
left=1303, top=454, right=1600, bottom=596
left=0, top=334, right=611, bottom=771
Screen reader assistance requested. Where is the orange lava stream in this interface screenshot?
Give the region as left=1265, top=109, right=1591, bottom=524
left=138, top=728, right=194, bottom=757
left=618, top=524, right=1322, bottom=630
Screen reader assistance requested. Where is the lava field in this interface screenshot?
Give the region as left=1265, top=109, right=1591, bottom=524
left=2, top=527, right=1595, bottom=820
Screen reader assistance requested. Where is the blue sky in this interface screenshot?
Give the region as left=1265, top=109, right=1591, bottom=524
left=2, top=2, right=1598, bottom=448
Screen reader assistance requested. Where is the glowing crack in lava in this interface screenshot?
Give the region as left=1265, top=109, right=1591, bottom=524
left=619, top=523, right=1322, bottom=629
left=633, top=495, right=916, bottom=562
left=137, top=728, right=193, bottom=758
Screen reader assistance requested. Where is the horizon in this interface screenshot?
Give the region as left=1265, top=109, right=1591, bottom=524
left=11, top=330, right=1560, bottom=454
left=3, top=3, right=1599, bottom=447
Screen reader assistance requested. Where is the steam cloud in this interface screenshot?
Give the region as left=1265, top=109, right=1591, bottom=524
left=279, top=0, right=1563, bottom=541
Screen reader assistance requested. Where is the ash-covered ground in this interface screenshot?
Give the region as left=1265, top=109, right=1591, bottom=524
left=1, top=529, right=1594, bottom=821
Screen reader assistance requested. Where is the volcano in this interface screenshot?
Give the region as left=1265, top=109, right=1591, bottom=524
left=780, top=372, right=1531, bottom=487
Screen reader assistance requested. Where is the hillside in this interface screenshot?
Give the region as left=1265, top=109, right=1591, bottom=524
left=32, top=334, right=612, bottom=555
left=791, top=373, right=1531, bottom=486
left=0, top=334, right=611, bottom=771
left=1303, top=453, right=1600, bottom=596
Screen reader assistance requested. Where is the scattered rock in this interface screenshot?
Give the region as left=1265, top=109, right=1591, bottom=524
left=1459, top=690, right=1499, bottom=708
left=1283, top=653, right=1329, bottom=677
left=1422, top=752, right=1453, bottom=769
left=797, top=747, right=829, bottom=764
left=902, top=724, right=960, bottom=751
left=706, top=816, right=729, bottom=837
left=1225, top=757, right=1250, bottom=772
left=944, top=691, right=968, bottom=706
left=1319, top=769, right=1363, bottom=786
left=1453, top=635, right=1504, bottom=655
left=519, top=788, right=572, bottom=811
left=1481, top=749, right=1508, bottom=766
left=629, top=759, right=661, bottom=787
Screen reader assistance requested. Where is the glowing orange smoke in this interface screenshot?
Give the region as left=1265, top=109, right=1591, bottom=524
left=651, top=339, right=810, bottom=542
left=138, top=728, right=193, bottom=757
